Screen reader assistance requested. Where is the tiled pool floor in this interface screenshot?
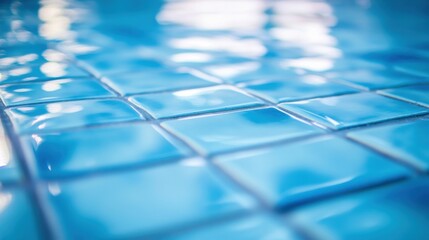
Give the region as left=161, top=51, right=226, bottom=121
left=1, top=0, right=429, bottom=239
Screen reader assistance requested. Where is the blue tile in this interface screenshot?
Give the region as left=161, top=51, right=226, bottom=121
left=379, top=84, right=429, bottom=108
left=289, top=178, right=429, bottom=240
left=348, top=119, right=429, bottom=171
left=0, top=122, right=21, bottom=183
left=324, top=69, right=429, bottom=90
left=162, top=108, right=321, bottom=155
left=167, top=215, right=301, bottom=240
left=130, top=86, right=263, bottom=119
left=0, top=63, right=89, bottom=84
left=394, top=59, right=429, bottom=78
left=202, top=61, right=302, bottom=83
left=280, top=93, right=428, bottom=129
left=215, top=137, right=409, bottom=208
left=42, top=161, right=256, bottom=239
left=6, top=99, right=142, bottom=133
left=102, top=68, right=216, bottom=95
left=24, top=123, right=189, bottom=178
left=78, top=51, right=164, bottom=76
left=0, top=188, right=45, bottom=240
left=240, top=75, right=356, bottom=103
left=0, top=45, right=67, bottom=69
left=0, top=78, right=114, bottom=106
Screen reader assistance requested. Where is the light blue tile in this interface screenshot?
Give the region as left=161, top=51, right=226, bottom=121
left=379, top=84, right=429, bottom=108
left=325, top=69, right=428, bottom=90
left=240, top=75, right=356, bottom=103
left=0, top=122, right=21, bottom=183
left=281, top=93, right=428, bottom=129
left=348, top=119, right=429, bottom=171
left=0, top=188, right=45, bottom=240
left=202, top=61, right=302, bottom=83
left=289, top=178, right=429, bottom=240
left=394, top=59, right=429, bottom=78
left=166, top=215, right=301, bottom=240
left=24, top=123, right=189, bottom=178
left=0, top=46, right=67, bottom=69
left=6, top=99, right=142, bottom=133
left=162, top=108, right=321, bottom=155
left=102, top=69, right=216, bottom=95
left=0, top=78, right=114, bottom=106
left=215, top=137, right=409, bottom=208
left=0, top=63, right=89, bottom=84
left=42, top=161, right=256, bottom=239
left=130, top=86, right=263, bottom=119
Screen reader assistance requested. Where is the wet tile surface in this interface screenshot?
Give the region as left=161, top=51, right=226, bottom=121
left=23, top=123, right=189, bottom=179
left=130, top=86, right=263, bottom=118
left=289, top=178, right=429, bottom=240
left=379, top=84, right=429, bottom=108
left=1, top=0, right=429, bottom=239
left=162, top=108, right=321, bottom=155
left=42, top=161, right=255, bottom=239
left=0, top=78, right=114, bottom=106
left=348, top=119, right=429, bottom=171
left=240, top=75, right=357, bottom=103
left=167, top=214, right=301, bottom=240
left=216, top=137, right=410, bottom=208
left=0, top=188, right=45, bottom=240
left=6, top=99, right=142, bottom=133
left=281, top=93, right=428, bottom=129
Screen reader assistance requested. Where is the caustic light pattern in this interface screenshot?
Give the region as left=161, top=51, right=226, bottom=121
left=0, top=0, right=429, bottom=239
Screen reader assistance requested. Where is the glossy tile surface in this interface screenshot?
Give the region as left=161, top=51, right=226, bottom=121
left=1, top=0, right=429, bottom=239
left=42, top=161, right=255, bottom=239
left=281, top=93, right=428, bottom=129
left=0, top=78, right=114, bottom=106
left=289, top=178, right=429, bottom=240
left=23, top=123, right=189, bottom=178
left=102, top=69, right=216, bottom=96
left=379, top=84, right=429, bottom=108
left=167, top=215, right=300, bottom=240
left=240, top=75, right=357, bottom=103
left=0, top=63, right=88, bottom=84
left=162, top=108, right=321, bottom=154
left=130, top=86, right=263, bottom=118
left=325, top=69, right=429, bottom=90
left=6, top=99, right=142, bottom=133
left=216, top=137, right=409, bottom=207
left=0, top=188, right=45, bottom=240
left=348, top=119, right=429, bottom=171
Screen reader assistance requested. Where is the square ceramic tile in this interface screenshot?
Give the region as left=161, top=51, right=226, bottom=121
left=130, top=86, right=264, bottom=119
left=102, top=68, right=216, bottom=95
left=215, top=137, right=409, bottom=208
left=0, top=188, right=45, bottom=240
left=324, top=69, right=429, bottom=90
left=379, top=84, right=429, bottom=108
left=201, top=61, right=302, bottom=83
left=162, top=108, right=322, bottom=155
left=0, top=63, right=89, bottom=84
left=42, top=161, right=256, bottom=239
left=289, top=179, right=429, bottom=239
left=240, top=75, right=356, bottom=103
left=167, top=215, right=300, bottom=240
left=0, top=78, right=114, bottom=106
left=348, top=119, right=429, bottom=171
left=6, top=99, right=142, bottom=133
left=0, top=44, right=67, bottom=69
left=23, top=123, right=189, bottom=178
left=280, top=93, right=428, bottom=129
